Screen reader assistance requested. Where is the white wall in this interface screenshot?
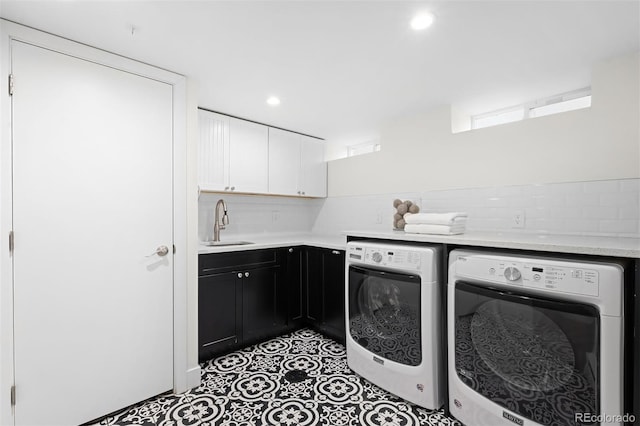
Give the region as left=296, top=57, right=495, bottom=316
left=328, top=53, right=640, bottom=196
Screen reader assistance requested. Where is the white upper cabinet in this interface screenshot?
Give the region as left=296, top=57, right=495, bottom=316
left=198, top=110, right=230, bottom=191
left=299, top=136, right=327, bottom=197
left=268, top=128, right=301, bottom=196
left=198, top=110, right=269, bottom=194
left=268, top=129, right=327, bottom=197
left=228, top=117, right=269, bottom=194
left=198, top=108, right=326, bottom=197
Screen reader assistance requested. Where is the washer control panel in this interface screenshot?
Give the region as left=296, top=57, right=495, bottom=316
left=347, top=245, right=422, bottom=270
left=455, top=255, right=599, bottom=297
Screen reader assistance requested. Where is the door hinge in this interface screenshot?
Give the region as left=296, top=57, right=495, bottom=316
left=8, top=74, right=14, bottom=96
left=10, top=385, right=15, bottom=406
left=9, top=231, right=14, bottom=255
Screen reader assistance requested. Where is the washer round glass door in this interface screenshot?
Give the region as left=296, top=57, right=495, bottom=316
left=348, top=265, right=421, bottom=366
left=454, top=281, right=600, bottom=425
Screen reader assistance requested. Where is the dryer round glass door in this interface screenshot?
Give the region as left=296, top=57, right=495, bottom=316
left=348, top=265, right=421, bottom=366
left=453, top=281, right=600, bottom=425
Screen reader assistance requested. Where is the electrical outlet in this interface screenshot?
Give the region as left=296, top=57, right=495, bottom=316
left=511, top=210, right=526, bottom=228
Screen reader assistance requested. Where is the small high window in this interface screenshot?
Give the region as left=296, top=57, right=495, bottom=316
left=347, top=140, right=381, bottom=157
left=471, top=87, right=591, bottom=130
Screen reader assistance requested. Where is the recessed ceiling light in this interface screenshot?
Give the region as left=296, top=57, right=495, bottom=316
left=266, top=96, right=281, bottom=106
left=410, top=12, right=435, bottom=30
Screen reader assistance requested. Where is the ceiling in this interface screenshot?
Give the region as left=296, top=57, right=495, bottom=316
left=1, top=0, right=638, bottom=155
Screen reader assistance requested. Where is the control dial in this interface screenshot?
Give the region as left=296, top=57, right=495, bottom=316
left=504, top=266, right=522, bottom=281
left=371, top=252, right=383, bottom=263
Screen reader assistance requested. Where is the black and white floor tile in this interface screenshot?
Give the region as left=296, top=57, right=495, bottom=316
left=92, top=328, right=460, bottom=426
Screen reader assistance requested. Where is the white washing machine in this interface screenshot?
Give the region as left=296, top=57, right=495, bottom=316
left=448, top=250, right=625, bottom=426
left=346, top=240, right=443, bottom=409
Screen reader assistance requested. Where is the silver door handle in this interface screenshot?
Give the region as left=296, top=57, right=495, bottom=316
left=148, top=245, right=169, bottom=257
left=237, top=273, right=243, bottom=278
left=245, top=272, right=250, bottom=277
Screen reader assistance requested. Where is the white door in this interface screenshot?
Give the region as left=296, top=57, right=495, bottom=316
left=11, top=40, right=174, bottom=426
left=268, top=127, right=301, bottom=196
left=198, top=109, right=230, bottom=191
left=229, top=117, right=269, bottom=194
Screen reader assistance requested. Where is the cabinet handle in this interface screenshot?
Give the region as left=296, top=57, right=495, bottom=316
left=231, top=186, right=236, bottom=191
left=245, top=272, right=250, bottom=277
left=237, top=272, right=243, bottom=278
left=332, top=250, right=341, bottom=255
left=302, top=191, right=306, bottom=195
left=288, top=248, right=294, bottom=253
left=224, top=186, right=229, bottom=190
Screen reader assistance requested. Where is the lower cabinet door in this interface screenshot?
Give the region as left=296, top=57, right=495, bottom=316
left=285, top=247, right=303, bottom=326
left=198, top=272, right=242, bottom=362
left=242, top=265, right=286, bottom=344
left=322, top=249, right=346, bottom=343
left=304, top=247, right=323, bottom=324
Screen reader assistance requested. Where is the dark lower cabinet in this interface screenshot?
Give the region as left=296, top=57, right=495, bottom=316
left=198, top=248, right=287, bottom=362
left=304, top=247, right=346, bottom=343
left=198, top=271, right=242, bottom=362
left=198, top=245, right=346, bottom=362
left=242, top=264, right=287, bottom=345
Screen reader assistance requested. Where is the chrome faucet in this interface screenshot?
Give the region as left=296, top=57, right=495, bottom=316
left=213, top=199, right=229, bottom=242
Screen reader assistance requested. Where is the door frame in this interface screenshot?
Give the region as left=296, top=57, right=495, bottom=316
left=0, top=20, right=190, bottom=425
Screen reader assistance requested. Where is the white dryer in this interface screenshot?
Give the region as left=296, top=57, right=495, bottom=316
left=346, top=241, right=443, bottom=409
left=448, top=250, right=626, bottom=426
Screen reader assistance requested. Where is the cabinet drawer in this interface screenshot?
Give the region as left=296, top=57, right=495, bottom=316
left=199, top=249, right=279, bottom=276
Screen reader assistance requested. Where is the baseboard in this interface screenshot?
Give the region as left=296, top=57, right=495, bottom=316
left=186, top=366, right=201, bottom=390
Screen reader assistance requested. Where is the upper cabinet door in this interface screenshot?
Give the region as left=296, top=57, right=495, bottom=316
left=229, top=118, right=269, bottom=194
left=198, top=110, right=230, bottom=191
left=300, top=136, right=327, bottom=197
left=268, top=128, right=301, bottom=196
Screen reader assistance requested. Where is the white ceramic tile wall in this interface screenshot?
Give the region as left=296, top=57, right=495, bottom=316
left=198, top=193, right=323, bottom=241
left=198, top=179, right=640, bottom=240
left=311, top=179, right=640, bottom=238
left=421, top=179, right=640, bottom=237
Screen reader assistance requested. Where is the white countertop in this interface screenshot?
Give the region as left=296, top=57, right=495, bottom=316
left=198, top=232, right=346, bottom=254
left=199, top=230, right=640, bottom=258
left=344, top=229, right=640, bottom=258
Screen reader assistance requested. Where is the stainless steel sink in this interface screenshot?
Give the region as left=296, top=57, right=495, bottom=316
left=203, top=241, right=254, bottom=247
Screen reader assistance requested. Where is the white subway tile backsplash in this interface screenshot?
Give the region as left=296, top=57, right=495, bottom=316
left=507, top=196, right=537, bottom=208
left=317, top=179, right=639, bottom=238
left=566, top=193, right=600, bottom=207
left=583, top=179, right=620, bottom=194
left=561, top=218, right=600, bottom=233
left=619, top=205, right=640, bottom=220
left=620, top=179, right=640, bottom=192
left=582, top=205, right=618, bottom=220
left=599, top=219, right=639, bottom=234
left=550, top=181, right=584, bottom=195
left=198, top=179, right=640, bottom=240
left=600, top=191, right=639, bottom=207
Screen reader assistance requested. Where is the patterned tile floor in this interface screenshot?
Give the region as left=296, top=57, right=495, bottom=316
left=92, top=328, right=461, bottom=425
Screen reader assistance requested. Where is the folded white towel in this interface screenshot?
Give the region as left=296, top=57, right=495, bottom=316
left=404, top=223, right=466, bottom=235
left=404, top=212, right=468, bottom=225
